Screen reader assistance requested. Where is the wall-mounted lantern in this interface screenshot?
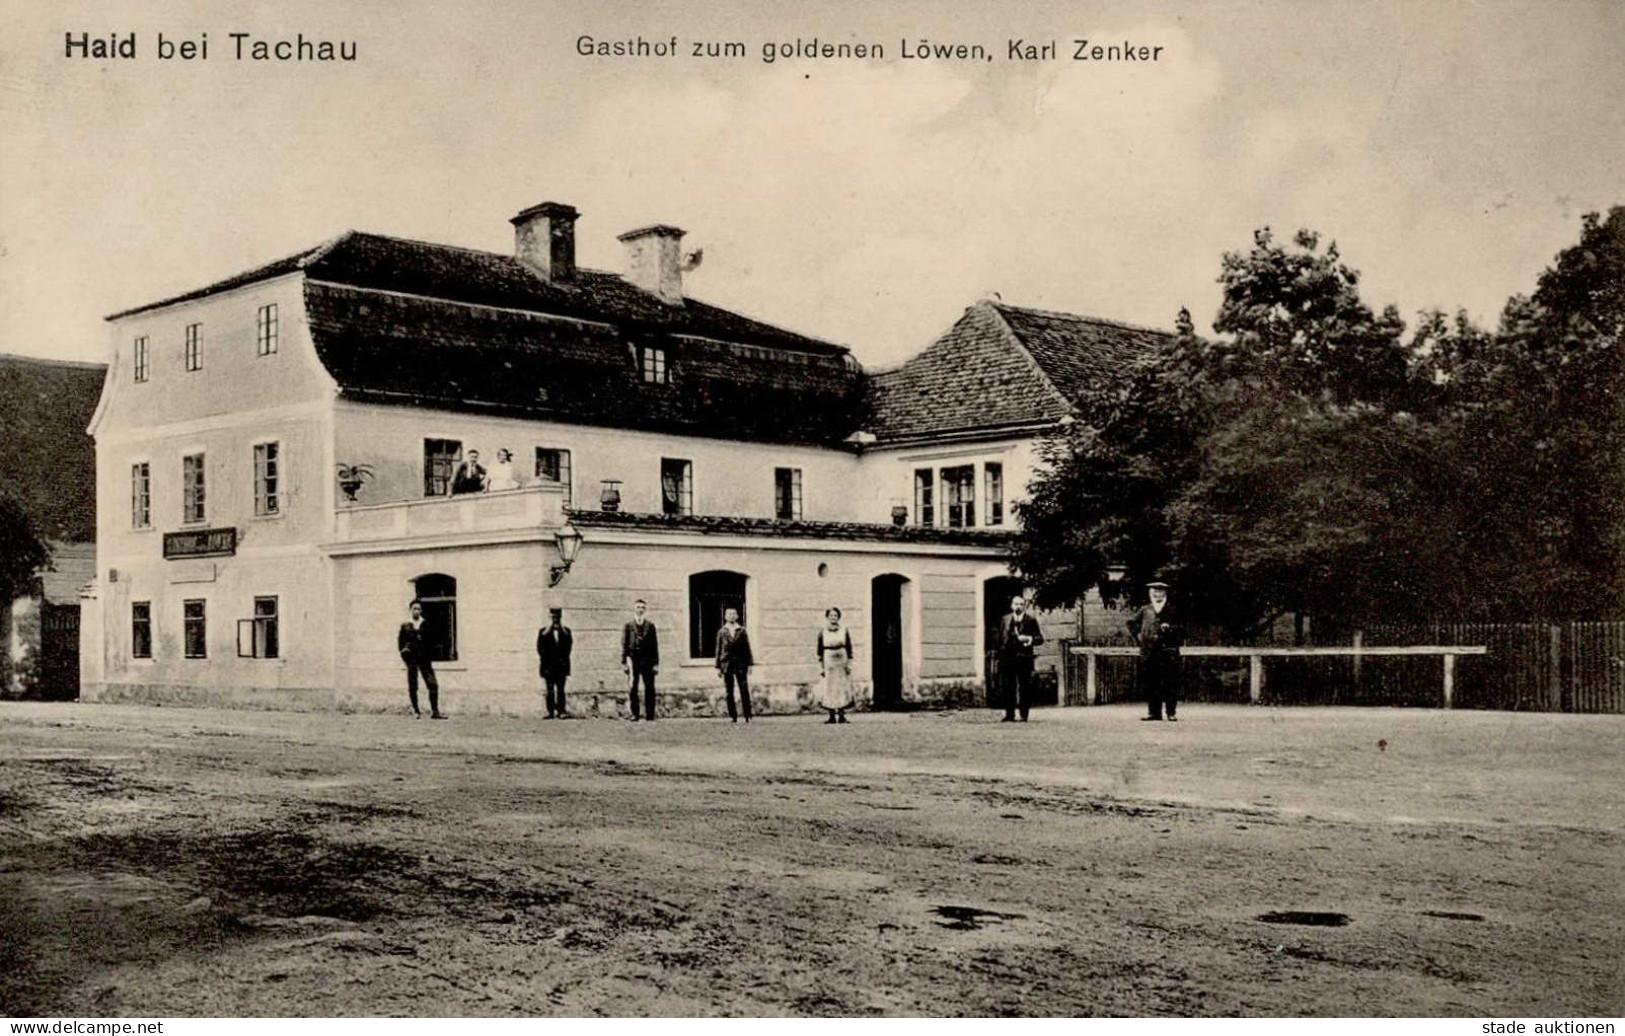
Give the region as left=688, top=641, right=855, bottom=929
left=549, top=523, right=583, bottom=587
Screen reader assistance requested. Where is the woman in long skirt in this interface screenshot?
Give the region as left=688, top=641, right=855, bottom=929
left=816, top=606, right=854, bottom=724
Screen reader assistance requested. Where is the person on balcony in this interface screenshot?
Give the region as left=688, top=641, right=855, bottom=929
left=715, top=606, right=754, bottom=723
left=489, top=448, right=520, bottom=491
left=451, top=449, right=488, bottom=494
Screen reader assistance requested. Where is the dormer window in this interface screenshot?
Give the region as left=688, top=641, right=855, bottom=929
left=640, top=345, right=668, bottom=384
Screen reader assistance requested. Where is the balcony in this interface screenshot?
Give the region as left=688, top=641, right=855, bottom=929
left=328, top=484, right=568, bottom=553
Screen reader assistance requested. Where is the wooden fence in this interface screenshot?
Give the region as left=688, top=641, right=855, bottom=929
left=1059, top=620, right=1625, bottom=713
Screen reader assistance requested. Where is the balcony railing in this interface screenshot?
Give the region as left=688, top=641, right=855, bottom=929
left=331, top=484, right=568, bottom=546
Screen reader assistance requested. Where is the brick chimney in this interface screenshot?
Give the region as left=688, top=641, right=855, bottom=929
left=511, top=202, right=578, bottom=282
left=617, top=224, right=686, bottom=305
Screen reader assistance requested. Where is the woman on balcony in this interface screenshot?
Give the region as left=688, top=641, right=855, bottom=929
left=816, top=606, right=855, bottom=724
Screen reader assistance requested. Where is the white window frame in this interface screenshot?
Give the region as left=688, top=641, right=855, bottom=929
left=774, top=467, right=802, bottom=521
left=640, top=345, right=668, bottom=384
left=534, top=446, right=573, bottom=506
left=253, top=440, right=281, bottom=518
left=182, top=452, right=207, bottom=524
left=130, top=461, right=151, bottom=529
left=132, top=336, right=149, bottom=382
left=661, top=457, right=693, bottom=516
left=183, top=598, right=207, bottom=659
left=256, top=303, right=279, bottom=356
left=184, top=322, right=203, bottom=372
left=237, top=596, right=280, bottom=659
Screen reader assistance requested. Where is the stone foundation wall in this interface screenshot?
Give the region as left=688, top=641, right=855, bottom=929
left=80, top=675, right=990, bottom=717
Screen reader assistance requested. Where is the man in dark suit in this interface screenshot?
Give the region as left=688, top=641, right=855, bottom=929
left=397, top=599, right=443, bottom=719
left=1127, top=579, right=1183, bottom=721
left=996, top=595, right=1045, bottom=722
left=537, top=606, right=572, bottom=719
left=621, top=598, right=659, bottom=721
left=450, top=449, right=487, bottom=495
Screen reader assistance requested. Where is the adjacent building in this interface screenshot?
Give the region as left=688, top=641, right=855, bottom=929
left=1, top=353, right=105, bottom=699
left=80, top=202, right=1167, bottom=715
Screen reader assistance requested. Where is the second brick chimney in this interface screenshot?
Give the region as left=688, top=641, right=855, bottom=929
left=617, top=224, right=686, bottom=305
left=511, top=202, right=578, bottom=282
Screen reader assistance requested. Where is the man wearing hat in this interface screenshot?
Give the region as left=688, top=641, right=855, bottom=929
left=1127, top=578, right=1183, bottom=721
left=536, top=606, right=573, bottom=719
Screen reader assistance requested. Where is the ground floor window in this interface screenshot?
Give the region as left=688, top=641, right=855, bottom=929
left=183, top=599, right=207, bottom=658
left=689, top=570, right=746, bottom=658
left=238, top=596, right=279, bottom=658
left=413, top=573, right=457, bottom=661
left=131, top=601, right=152, bottom=658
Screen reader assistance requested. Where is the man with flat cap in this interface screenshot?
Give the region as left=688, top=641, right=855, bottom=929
left=1127, top=578, right=1183, bottom=721
left=537, top=606, right=573, bottom=719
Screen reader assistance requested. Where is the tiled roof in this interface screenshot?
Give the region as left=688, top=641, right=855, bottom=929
left=865, top=301, right=1168, bottom=442
left=305, top=281, right=865, bottom=445
left=567, top=508, right=1013, bottom=547
left=992, top=303, right=1170, bottom=404
left=0, top=354, right=105, bottom=543
left=109, top=229, right=865, bottom=445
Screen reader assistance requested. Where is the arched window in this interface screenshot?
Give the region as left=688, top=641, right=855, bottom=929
left=689, top=570, right=746, bottom=658
left=412, top=573, right=458, bottom=662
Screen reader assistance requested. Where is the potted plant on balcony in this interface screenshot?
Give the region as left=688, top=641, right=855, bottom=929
left=599, top=479, right=622, bottom=512
left=335, top=463, right=374, bottom=502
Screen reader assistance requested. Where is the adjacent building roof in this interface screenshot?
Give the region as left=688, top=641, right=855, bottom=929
left=865, top=301, right=1170, bottom=443
left=0, top=353, right=105, bottom=543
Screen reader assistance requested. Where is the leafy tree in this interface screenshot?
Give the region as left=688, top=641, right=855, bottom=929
left=0, top=491, right=51, bottom=604
left=1016, top=212, right=1624, bottom=633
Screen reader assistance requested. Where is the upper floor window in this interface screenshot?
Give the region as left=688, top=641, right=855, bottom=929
left=182, top=453, right=206, bottom=523
left=254, top=442, right=280, bottom=516
left=132, top=336, right=149, bottom=382
left=131, top=462, right=151, bottom=529
left=535, top=447, right=572, bottom=506
left=183, top=599, right=207, bottom=658
left=640, top=345, right=668, bottom=384
left=985, top=463, right=1004, bottom=527
left=131, top=601, right=152, bottom=659
left=423, top=438, right=462, bottom=497
left=184, top=323, right=203, bottom=371
left=943, top=465, right=976, bottom=528
left=774, top=467, right=802, bottom=521
left=256, top=303, right=279, bottom=356
left=914, top=468, right=934, bottom=527
left=661, top=458, right=692, bottom=516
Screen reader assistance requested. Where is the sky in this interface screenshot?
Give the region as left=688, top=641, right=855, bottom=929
left=1, top=0, right=1621, bottom=368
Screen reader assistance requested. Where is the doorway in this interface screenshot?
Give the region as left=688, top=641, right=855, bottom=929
left=871, top=574, right=909, bottom=709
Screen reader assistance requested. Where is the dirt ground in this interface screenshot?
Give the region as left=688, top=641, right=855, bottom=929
left=1, top=701, right=1621, bottom=1017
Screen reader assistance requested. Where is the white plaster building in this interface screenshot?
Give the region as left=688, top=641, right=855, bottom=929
left=80, top=202, right=1166, bottom=715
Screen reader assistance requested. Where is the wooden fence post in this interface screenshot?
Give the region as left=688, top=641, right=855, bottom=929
left=1085, top=652, right=1098, bottom=705
left=1249, top=654, right=1263, bottom=704
left=1549, top=624, right=1563, bottom=712
left=1442, top=653, right=1455, bottom=709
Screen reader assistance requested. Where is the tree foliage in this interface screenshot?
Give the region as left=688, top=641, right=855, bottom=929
left=0, top=490, right=52, bottom=604
left=1014, top=210, right=1625, bottom=634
